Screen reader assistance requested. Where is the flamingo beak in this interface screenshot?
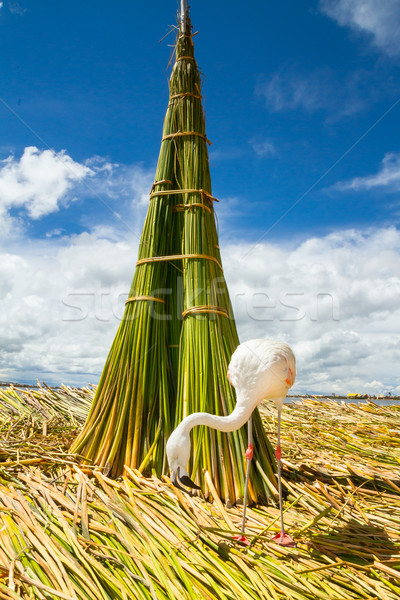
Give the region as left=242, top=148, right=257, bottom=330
left=171, top=468, right=201, bottom=492
left=171, top=469, right=187, bottom=491
left=179, top=474, right=201, bottom=490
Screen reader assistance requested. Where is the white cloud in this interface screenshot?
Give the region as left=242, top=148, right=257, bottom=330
left=76, top=158, right=154, bottom=243
left=250, top=139, right=276, bottom=157
left=223, top=227, right=400, bottom=395
left=0, top=232, right=138, bottom=385
left=0, top=149, right=156, bottom=384
left=320, top=0, right=400, bottom=56
left=0, top=147, right=156, bottom=241
left=0, top=146, right=92, bottom=222
left=256, top=68, right=365, bottom=117
left=258, top=71, right=324, bottom=113
left=0, top=3, right=3, bottom=9
left=334, top=152, right=400, bottom=191
left=8, top=2, right=27, bottom=15
left=85, top=157, right=152, bottom=207
left=1, top=225, right=400, bottom=396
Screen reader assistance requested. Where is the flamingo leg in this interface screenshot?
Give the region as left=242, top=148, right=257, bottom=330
left=241, top=416, right=253, bottom=534
left=233, top=417, right=253, bottom=546
left=272, top=406, right=296, bottom=547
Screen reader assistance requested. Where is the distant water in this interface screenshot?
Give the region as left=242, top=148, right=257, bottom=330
left=1, top=385, right=399, bottom=408
left=287, top=395, right=400, bottom=407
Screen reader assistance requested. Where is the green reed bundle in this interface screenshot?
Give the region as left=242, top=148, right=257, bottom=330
left=70, top=14, right=276, bottom=503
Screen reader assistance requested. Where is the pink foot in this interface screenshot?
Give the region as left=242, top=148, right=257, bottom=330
left=271, top=531, right=296, bottom=547
left=232, top=534, right=250, bottom=546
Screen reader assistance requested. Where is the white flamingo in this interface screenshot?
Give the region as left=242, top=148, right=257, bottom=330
left=166, top=338, right=296, bottom=546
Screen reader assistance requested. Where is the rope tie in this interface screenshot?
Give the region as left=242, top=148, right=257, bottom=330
left=174, top=202, right=212, bottom=214
left=182, top=305, right=229, bottom=319
left=149, top=188, right=218, bottom=203
left=125, top=296, right=166, bottom=305
left=150, top=180, right=173, bottom=192
left=136, top=253, right=223, bottom=271
left=162, top=131, right=212, bottom=146
left=178, top=33, right=196, bottom=41
left=176, top=56, right=196, bottom=62
left=170, top=92, right=202, bottom=100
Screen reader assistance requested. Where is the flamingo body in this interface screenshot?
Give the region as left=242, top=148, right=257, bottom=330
left=166, top=339, right=295, bottom=494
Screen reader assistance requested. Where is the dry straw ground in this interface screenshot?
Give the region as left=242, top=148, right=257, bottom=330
left=0, top=384, right=399, bottom=599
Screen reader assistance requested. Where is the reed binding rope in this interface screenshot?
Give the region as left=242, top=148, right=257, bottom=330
left=170, top=92, right=202, bottom=100
left=136, top=253, right=223, bottom=271
left=174, top=202, right=212, bottom=213
left=150, top=180, right=173, bottom=192
left=125, top=296, right=166, bottom=305
left=182, top=305, right=229, bottom=318
left=162, top=131, right=212, bottom=145
left=176, top=56, right=197, bottom=62
left=149, top=188, right=218, bottom=202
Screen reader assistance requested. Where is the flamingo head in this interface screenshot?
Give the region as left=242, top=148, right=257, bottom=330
left=166, top=425, right=201, bottom=492
left=228, top=339, right=296, bottom=403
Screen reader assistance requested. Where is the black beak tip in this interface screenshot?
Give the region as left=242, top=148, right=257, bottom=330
left=171, top=474, right=187, bottom=492
left=179, top=475, right=201, bottom=490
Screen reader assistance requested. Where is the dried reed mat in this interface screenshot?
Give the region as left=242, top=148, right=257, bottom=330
left=0, top=384, right=399, bottom=599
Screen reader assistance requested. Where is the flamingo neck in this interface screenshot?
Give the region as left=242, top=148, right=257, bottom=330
left=178, top=396, right=255, bottom=435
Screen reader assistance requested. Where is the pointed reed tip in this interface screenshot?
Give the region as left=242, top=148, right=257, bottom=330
left=180, top=0, right=191, bottom=36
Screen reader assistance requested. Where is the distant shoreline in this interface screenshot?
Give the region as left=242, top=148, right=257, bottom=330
left=0, top=381, right=61, bottom=390
left=1, top=382, right=398, bottom=402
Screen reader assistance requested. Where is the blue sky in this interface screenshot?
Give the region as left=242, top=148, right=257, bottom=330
left=1, top=0, right=400, bottom=394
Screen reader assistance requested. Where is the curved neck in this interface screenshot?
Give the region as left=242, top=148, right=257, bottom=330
left=179, top=402, right=254, bottom=435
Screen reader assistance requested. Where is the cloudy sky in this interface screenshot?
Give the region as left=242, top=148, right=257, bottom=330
left=1, top=0, right=400, bottom=394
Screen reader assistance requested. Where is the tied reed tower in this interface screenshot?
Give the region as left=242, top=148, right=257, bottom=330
left=71, top=2, right=277, bottom=504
